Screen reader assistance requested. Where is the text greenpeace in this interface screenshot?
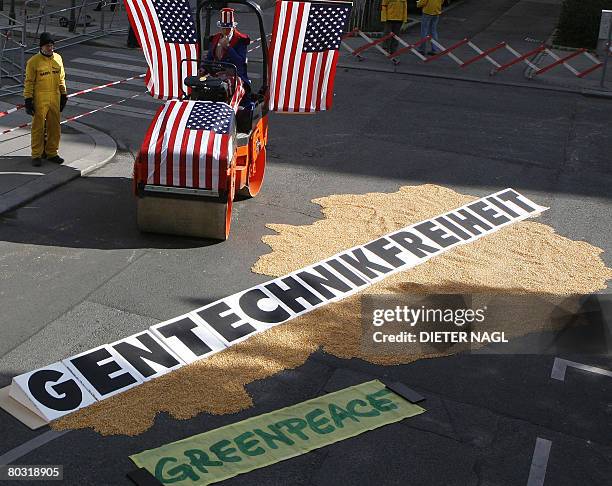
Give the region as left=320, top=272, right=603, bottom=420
left=7, top=189, right=547, bottom=424
left=130, top=380, right=425, bottom=484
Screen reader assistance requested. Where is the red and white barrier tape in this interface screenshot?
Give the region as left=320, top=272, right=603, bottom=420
left=0, top=37, right=271, bottom=119
left=0, top=92, right=146, bottom=136
left=343, top=29, right=605, bottom=79
left=66, top=73, right=146, bottom=98
left=0, top=73, right=147, bottom=119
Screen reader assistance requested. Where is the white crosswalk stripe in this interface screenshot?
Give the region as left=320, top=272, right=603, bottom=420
left=70, top=98, right=158, bottom=119
left=92, top=50, right=149, bottom=63
left=68, top=80, right=159, bottom=103
left=64, top=49, right=262, bottom=120
left=66, top=67, right=144, bottom=83
left=71, top=57, right=145, bottom=73
left=65, top=50, right=156, bottom=119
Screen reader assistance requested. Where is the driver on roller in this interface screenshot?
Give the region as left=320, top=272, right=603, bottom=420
left=204, top=8, right=250, bottom=90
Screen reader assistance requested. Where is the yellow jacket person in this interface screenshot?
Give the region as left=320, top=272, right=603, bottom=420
left=381, top=0, right=407, bottom=55
left=381, top=0, right=408, bottom=22
left=24, top=32, right=67, bottom=167
left=416, top=0, right=443, bottom=16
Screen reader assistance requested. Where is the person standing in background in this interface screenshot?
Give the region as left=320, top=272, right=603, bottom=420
left=417, top=0, right=443, bottom=56
left=23, top=32, right=67, bottom=167
left=381, top=0, right=408, bottom=55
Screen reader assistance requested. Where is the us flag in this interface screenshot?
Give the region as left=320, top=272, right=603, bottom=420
left=269, top=1, right=351, bottom=112
left=140, top=100, right=236, bottom=190
left=125, top=0, right=199, bottom=100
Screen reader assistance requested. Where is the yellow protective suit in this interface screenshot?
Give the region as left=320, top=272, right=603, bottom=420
left=416, top=0, right=444, bottom=16
left=381, top=0, right=408, bottom=22
left=23, top=52, right=67, bottom=158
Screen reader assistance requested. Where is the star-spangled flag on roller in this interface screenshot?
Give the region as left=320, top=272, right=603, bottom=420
left=269, top=0, right=352, bottom=112
left=124, top=0, right=199, bottom=100
left=140, top=100, right=236, bottom=189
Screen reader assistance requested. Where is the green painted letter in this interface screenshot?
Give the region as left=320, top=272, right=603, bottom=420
left=328, top=403, right=360, bottom=428
left=184, top=449, right=223, bottom=473
left=274, top=418, right=310, bottom=441
left=235, top=432, right=265, bottom=457
left=366, top=389, right=398, bottom=412
left=155, top=457, right=199, bottom=483
left=254, top=426, right=295, bottom=449
left=210, top=440, right=242, bottom=463
left=305, top=408, right=335, bottom=434
left=346, top=399, right=381, bottom=417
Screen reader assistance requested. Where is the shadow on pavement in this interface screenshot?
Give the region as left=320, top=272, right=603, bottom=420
left=0, top=175, right=221, bottom=250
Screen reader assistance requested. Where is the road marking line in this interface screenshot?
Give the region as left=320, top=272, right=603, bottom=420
left=526, top=438, right=551, bottom=486
left=0, top=430, right=69, bottom=466
left=551, top=357, right=612, bottom=381
left=68, top=80, right=156, bottom=102
left=71, top=58, right=144, bottom=73
left=92, top=50, right=148, bottom=63
left=70, top=99, right=157, bottom=119
left=0, top=171, right=43, bottom=176
left=66, top=67, right=144, bottom=83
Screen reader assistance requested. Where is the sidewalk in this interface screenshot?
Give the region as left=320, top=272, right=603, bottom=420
left=337, top=0, right=612, bottom=95
left=0, top=102, right=116, bottom=215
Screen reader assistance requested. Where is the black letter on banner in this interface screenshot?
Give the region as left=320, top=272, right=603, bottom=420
left=265, top=276, right=322, bottom=313
left=496, top=189, right=537, bottom=213
left=198, top=301, right=257, bottom=342
left=113, top=333, right=180, bottom=379
left=326, top=259, right=368, bottom=287
left=468, top=201, right=510, bottom=226
left=486, top=197, right=520, bottom=218
left=364, top=238, right=406, bottom=268
left=239, top=289, right=291, bottom=324
left=28, top=370, right=83, bottom=411
left=158, top=317, right=214, bottom=356
left=435, top=216, right=472, bottom=241
left=388, top=231, right=440, bottom=258
left=339, top=249, right=393, bottom=279
left=414, top=221, right=460, bottom=248
left=69, top=348, right=138, bottom=397
left=296, top=265, right=353, bottom=300
left=446, top=209, right=492, bottom=236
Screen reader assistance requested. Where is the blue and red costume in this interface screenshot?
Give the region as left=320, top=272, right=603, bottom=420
left=206, top=30, right=250, bottom=88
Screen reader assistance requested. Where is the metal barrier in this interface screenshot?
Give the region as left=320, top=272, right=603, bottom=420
left=0, top=11, right=26, bottom=96
left=342, top=29, right=607, bottom=81
left=21, top=0, right=128, bottom=52
left=0, top=0, right=129, bottom=97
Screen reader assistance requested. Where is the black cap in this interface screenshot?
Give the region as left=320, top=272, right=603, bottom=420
left=39, top=32, right=55, bottom=47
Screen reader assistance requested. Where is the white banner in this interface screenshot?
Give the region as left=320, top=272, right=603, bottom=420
left=7, top=189, right=548, bottom=423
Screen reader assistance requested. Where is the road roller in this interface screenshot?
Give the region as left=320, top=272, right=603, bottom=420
left=132, top=0, right=269, bottom=240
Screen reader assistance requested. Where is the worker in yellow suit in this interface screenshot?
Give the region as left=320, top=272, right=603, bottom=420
left=381, top=0, right=407, bottom=55
left=23, top=32, right=68, bottom=167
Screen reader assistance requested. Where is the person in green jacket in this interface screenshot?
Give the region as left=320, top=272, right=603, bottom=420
left=381, top=0, right=408, bottom=55
left=416, top=0, right=443, bottom=56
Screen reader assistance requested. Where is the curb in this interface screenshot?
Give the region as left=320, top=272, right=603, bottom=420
left=68, top=121, right=117, bottom=175
left=249, top=56, right=581, bottom=94
left=0, top=122, right=117, bottom=215
left=581, top=88, right=612, bottom=99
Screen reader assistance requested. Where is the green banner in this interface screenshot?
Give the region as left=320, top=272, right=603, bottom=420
left=130, top=380, right=426, bottom=485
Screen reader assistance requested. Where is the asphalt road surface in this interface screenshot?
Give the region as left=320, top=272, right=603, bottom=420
left=1, top=6, right=611, bottom=486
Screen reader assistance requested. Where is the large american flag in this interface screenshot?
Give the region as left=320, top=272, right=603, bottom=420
left=268, top=1, right=351, bottom=112
left=125, top=0, right=199, bottom=100
left=139, top=100, right=236, bottom=190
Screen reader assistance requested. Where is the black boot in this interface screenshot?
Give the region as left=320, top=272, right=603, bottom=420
left=32, top=157, right=42, bottom=167
left=47, top=155, right=64, bottom=164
